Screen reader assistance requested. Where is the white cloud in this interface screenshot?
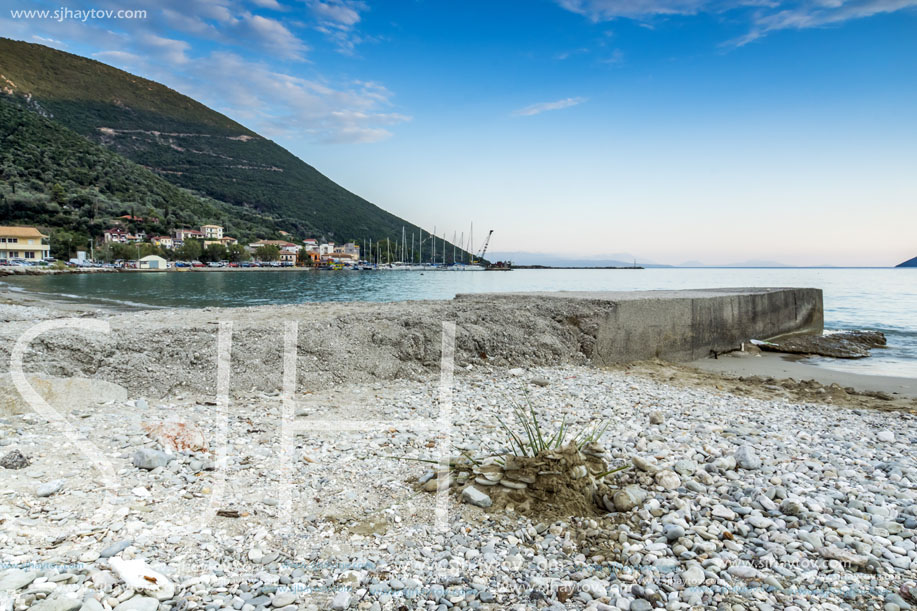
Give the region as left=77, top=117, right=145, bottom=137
left=306, top=0, right=369, bottom=53
left=556, top=0, right=712, bottom=20
left=556, top=0, right=917, bottom=43
left=512, top=97, right=587, bottom=117
left=735, top=0, right=917, bottom=45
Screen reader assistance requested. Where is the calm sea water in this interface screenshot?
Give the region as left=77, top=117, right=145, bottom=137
left=4, top=268, right=915, bottom=378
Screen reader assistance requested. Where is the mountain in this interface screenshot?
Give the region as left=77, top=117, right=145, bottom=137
left=0, top=38, right=461, bottom=255
left=676, top=259, right=792, bottom=268
left=486, top=251, right=671, bottom=267
left=0, top=95, right=269, bottom=240
left=897, top=256, right=917, bottom=268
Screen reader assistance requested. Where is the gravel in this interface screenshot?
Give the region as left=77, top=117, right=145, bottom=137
left=1, top=351, right=915, bottom=609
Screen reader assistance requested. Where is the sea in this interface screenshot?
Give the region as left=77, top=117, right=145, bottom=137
left=3, top=267, right=915, bottom=378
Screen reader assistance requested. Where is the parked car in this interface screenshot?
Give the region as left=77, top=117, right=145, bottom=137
left=0, top=259, right=10, bottom=266
left=192, top=261, right=205, bottom=268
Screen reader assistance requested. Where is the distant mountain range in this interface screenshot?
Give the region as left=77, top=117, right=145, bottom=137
left=0, top=38, right=467, bottom=258
left=897, top=256, right=917, bottom=268
left=488, top=252, right=802, bottom=268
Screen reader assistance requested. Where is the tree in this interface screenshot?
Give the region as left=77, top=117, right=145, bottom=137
left=226, top=243, right=249, bottom=263
left=201, top=243, right=227, bottom=263
left=297, top=247, right=314, bottom=267
left=175, top=239, right=203, bottom=262
left=255, top=244, right=280, bottom=262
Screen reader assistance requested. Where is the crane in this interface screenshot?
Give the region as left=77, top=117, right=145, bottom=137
left=475, top=230, right=494, bottom=263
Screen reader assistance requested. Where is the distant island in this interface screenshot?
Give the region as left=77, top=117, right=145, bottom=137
left=897, top=256, right=917, bottom=268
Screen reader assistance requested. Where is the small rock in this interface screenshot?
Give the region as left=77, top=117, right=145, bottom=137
left=0, top=569, right=39, bottom=590
left=331, top=590, right=351, bottom=610
left=681, top=564, right=705, bottom=587
left=272, top=592, right=296, bottom=607
left=530, top=377, right=550, bottom=387
left=29, top=596, right=83, bottom=611
left=649, top=411, right=664, bottom=425
left=821, top=546, right=868, bottom=567
left=613, top=485, right=647, bottom=511
left=0, top=449, right=30, bottom=469
left=654, top=470, right=681, bottom=490
left=99, top=540, right=132, bottom=558
left=728, top=565, right=759, bottom=580
left=112, top=596, right=159, bottom=611
left=508, top=368, right=524, bottom=377
left=131, top=448, right=173, bottom=470
left=735, top=445, right=761, bottom=470
left=36, top=479, right=64, bottom=497
left=631, top=455, right=658, bottom=473
left=877, top=430, right=895, bottom=443
left=780, top=499, right=804, bottom=516
left=462, top=486, right=492, bottom=508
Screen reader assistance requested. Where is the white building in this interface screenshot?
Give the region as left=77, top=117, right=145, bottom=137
left=138, top=255, right=168, bottom=270
left=201, top=225, right=224, bottom=240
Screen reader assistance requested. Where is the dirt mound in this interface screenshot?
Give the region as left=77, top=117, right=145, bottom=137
left=424, top=443, right=628, bottom=521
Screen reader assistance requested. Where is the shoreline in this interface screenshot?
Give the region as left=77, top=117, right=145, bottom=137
left=1, top=287, right=915, bottom=610
left=1, top=284, right=912, bottom=406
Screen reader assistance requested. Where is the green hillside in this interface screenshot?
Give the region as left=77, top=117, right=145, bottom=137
left=0, top=37, right=468, bottom=258
left=0, top=95, right=277, bottom=251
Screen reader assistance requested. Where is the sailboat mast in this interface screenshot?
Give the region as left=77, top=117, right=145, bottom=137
left=432, top=226, right=436, bottom=265
left=460, top=231, right=465, bottom=263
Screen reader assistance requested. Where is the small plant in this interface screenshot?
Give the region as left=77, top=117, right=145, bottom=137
left=496, top=388, right=611, bottom=457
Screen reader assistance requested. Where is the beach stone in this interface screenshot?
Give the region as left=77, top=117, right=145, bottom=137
left=821, top=546, right=868, bottom=567
left=877, top=430, right=895, bottom=443
left=780, top=499, right=804, bottom=516
left=664, top=524, right=685, bottom=542
left=712, top=504, right=736, bottom=521
left=112, top=596, right=159, bottom=611
left=99, top=540, right=132, bottom=558
left=654, top=470, right=681, bottom=490
left=631, top=456, right=658, bottom=473
left=681, top=564, right=705, bottom=587
left=461, top=486, right=492, bottom=508
left=80, top=598, right=104, bottom=611
left=272, top=592, right=296, bottom=607
left=649, top=411, right=664, bottom=425
left=36, top=479, right=63, bottom=497
left=331, top=591, right=351, bottom=609
left=132, top=448, right=173, bottom=470
left=0, top=449, right=30, bottom=469
left=0, top=569, right=39, bottom=590
left=728, top=565, right=759, bottom=580
left=735, top=445, right=761, bottom=470
left=531, top=377, right=550, bottom=387
left=613, top=485, right=647, bottom=511
left=631, top=600, right=653, bottom=611
left=673, top=459, right=696, bottom=476
left=29, top=596, right=83, bottom=611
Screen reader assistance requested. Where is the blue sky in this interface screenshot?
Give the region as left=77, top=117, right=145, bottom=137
left=3, top=0, right=916, bottom=265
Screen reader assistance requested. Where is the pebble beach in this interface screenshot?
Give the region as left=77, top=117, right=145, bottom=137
left=1, top=293, right=916, bottom=611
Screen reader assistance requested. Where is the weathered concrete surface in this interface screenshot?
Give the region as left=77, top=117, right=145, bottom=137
left=0, top=288, right=822, bottom=398
left=457, top=288, right=823, bottom=364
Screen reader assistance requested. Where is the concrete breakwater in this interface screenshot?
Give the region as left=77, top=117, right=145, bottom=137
left=1, top=288, right=822, bottom=398
left=461, top=288, right=824, bottom=364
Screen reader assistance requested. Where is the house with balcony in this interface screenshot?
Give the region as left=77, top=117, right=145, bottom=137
left=201, top=224, right=224, bottom=240
left=104, top=228, right=129, bottom=243
left=0, top=226, right=50, bottom=260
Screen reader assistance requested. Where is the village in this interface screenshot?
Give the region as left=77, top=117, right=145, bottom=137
left=0, top=221, right=500, bottom=271
left=0, top=222, right=363, bottom=271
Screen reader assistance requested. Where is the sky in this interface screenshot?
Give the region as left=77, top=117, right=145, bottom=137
left=2, top=0, right=916, bottom=266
